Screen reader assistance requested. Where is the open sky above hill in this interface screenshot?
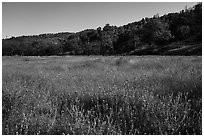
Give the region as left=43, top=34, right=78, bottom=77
left=2, top=2, right=197, bottom=39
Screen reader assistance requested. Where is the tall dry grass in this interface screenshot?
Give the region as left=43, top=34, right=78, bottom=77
left=2, top=56, right=202, bottom=134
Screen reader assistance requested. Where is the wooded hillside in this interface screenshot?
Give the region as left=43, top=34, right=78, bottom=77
left=2, top=3, right=202, bottom=56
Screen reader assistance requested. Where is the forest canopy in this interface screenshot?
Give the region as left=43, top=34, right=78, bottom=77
left=2, top=3, right=202, bottom=56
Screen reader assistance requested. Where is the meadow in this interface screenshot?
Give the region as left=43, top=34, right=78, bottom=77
left=2, top=56, right=202, bottom=135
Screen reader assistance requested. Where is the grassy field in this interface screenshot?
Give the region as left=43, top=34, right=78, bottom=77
left=2, top=56, right=202, bottom=135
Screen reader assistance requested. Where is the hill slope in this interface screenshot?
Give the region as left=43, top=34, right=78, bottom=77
left=2, top=3, right=202, bottom=56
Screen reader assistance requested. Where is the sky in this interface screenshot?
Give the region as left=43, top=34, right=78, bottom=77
left=2, top=2, right=197, bottom=38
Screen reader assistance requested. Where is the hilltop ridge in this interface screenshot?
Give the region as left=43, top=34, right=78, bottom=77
left=2, top=3, right=202, bottom=56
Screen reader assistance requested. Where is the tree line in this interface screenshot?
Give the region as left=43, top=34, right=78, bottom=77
left=2, top=3, right=202, bottom=56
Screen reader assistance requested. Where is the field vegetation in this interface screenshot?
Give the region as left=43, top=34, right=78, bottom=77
left=2, top=56, right=202, bottom=135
